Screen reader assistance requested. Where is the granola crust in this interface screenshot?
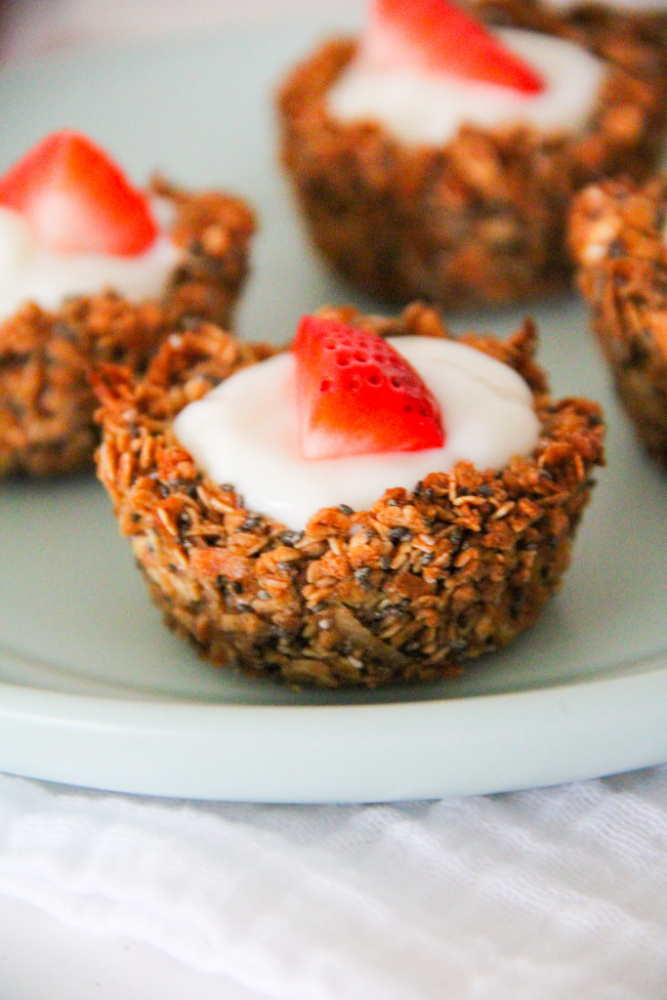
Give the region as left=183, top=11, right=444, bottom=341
left=94, top=304, right=605, bottom=689
left=0, top=178, right=255, bottom=478
left=478, top=0, right=667, bottom=66
left=276, top=1, right=667, bottom=310
left=570, top=174, right=667, bottom=469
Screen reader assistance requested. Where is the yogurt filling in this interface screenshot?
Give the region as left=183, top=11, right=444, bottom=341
left=328, top=27, right=606, bottom=145
left=0, top=200, right=180, bottom=321
left=173, top=336, right=541, bottom=532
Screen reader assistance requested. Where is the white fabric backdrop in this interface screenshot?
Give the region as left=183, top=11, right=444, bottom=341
left=1, top=768, right=667, bottom=1000
left=0, top=0, right=340, bottom=60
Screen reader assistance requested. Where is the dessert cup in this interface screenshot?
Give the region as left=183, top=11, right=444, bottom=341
left=95, top=304, right=605, bottom=689
left=570, top=173, right=667, bottom=468
left=0, top=178, right=255, bottom=477
left=277, top=0, right=667, bottom=309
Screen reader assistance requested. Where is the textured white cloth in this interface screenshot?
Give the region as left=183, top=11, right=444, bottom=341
left=0, top=0, right=339, bottom=61
left=1, top=768, right=667, bottom=999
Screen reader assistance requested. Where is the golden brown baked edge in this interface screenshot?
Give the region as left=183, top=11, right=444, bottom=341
left=0, top=180, right=255, bottom=477
left=570, top=174, right=667, bottom=468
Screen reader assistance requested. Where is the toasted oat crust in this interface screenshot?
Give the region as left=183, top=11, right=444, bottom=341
left=477, top=0, right=667, bottom=66
left=570, top=174, right=667, bottom=469
left=94, top=304, right=604, bottom=689
left=0, top=178, right=255, bottom=478
left=277, top=1, right=667, bottom=310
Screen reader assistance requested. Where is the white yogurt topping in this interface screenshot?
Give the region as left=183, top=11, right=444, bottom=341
left=173, top=336, right=541, bottom=532
left=0, top=202, right=180, bottom=321
left=328, top=27, right=606, bottom=145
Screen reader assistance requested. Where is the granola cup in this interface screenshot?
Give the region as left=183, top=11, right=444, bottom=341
left=570, top=174, right=667, bottom=469
left=0, top=177, right=255, bottom=478
left=94, top=304, right=605, bottom=690
left=277, top=0, right=667, bottom=311
left=478, top=0, right=667, bottom=56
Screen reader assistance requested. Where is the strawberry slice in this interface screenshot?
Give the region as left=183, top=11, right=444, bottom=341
left=0, top=129, right=158, bottom=256
left=360, top=0, right=544, bottom=95
left=292, top=315, right=445, bottom=460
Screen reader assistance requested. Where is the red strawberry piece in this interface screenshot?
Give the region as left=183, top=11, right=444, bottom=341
left=360, top=0, right=544, bottom=95
left=0, top=129, right=158, bottom=256
left=292, top=314, right=445, bottom=460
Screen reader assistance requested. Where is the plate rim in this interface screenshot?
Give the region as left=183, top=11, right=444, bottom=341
left=0, top=650, right=665, bottom=801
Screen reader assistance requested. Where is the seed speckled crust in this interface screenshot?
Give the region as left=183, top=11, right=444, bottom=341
left=276, top=0, right=667, bottom=311
left=94, top=304, right=605, bottom=689
left=570, top=174, right=667, bottom=469
left=0, top=177, right=255, bottom=478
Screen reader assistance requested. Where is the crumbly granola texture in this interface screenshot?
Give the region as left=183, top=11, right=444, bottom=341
left=477, top=0, right=667, bottom=61
left=277, top=0, right=667, bottom=311
left=570, top=174, right=667, bottom=469
left=94, top=304, right=605, bottom=689
left=0, top=177, right=255, bottom=478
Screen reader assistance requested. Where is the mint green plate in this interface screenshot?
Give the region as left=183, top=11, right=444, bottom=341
left=1, top=11, right=666, bottom=801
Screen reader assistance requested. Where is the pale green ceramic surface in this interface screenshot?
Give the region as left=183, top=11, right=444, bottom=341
left=0, top=12, right=666, bottom=801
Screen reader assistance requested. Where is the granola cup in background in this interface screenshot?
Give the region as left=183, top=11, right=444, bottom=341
left=276, top=0, right=667, bottom=311
left=0, top=177, right=255, bottom=478
left=478, top=0, right=667, bottom=56
left=570, top=174, right=667, bottom=469
left=94, top=304, right=605, bottom=690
